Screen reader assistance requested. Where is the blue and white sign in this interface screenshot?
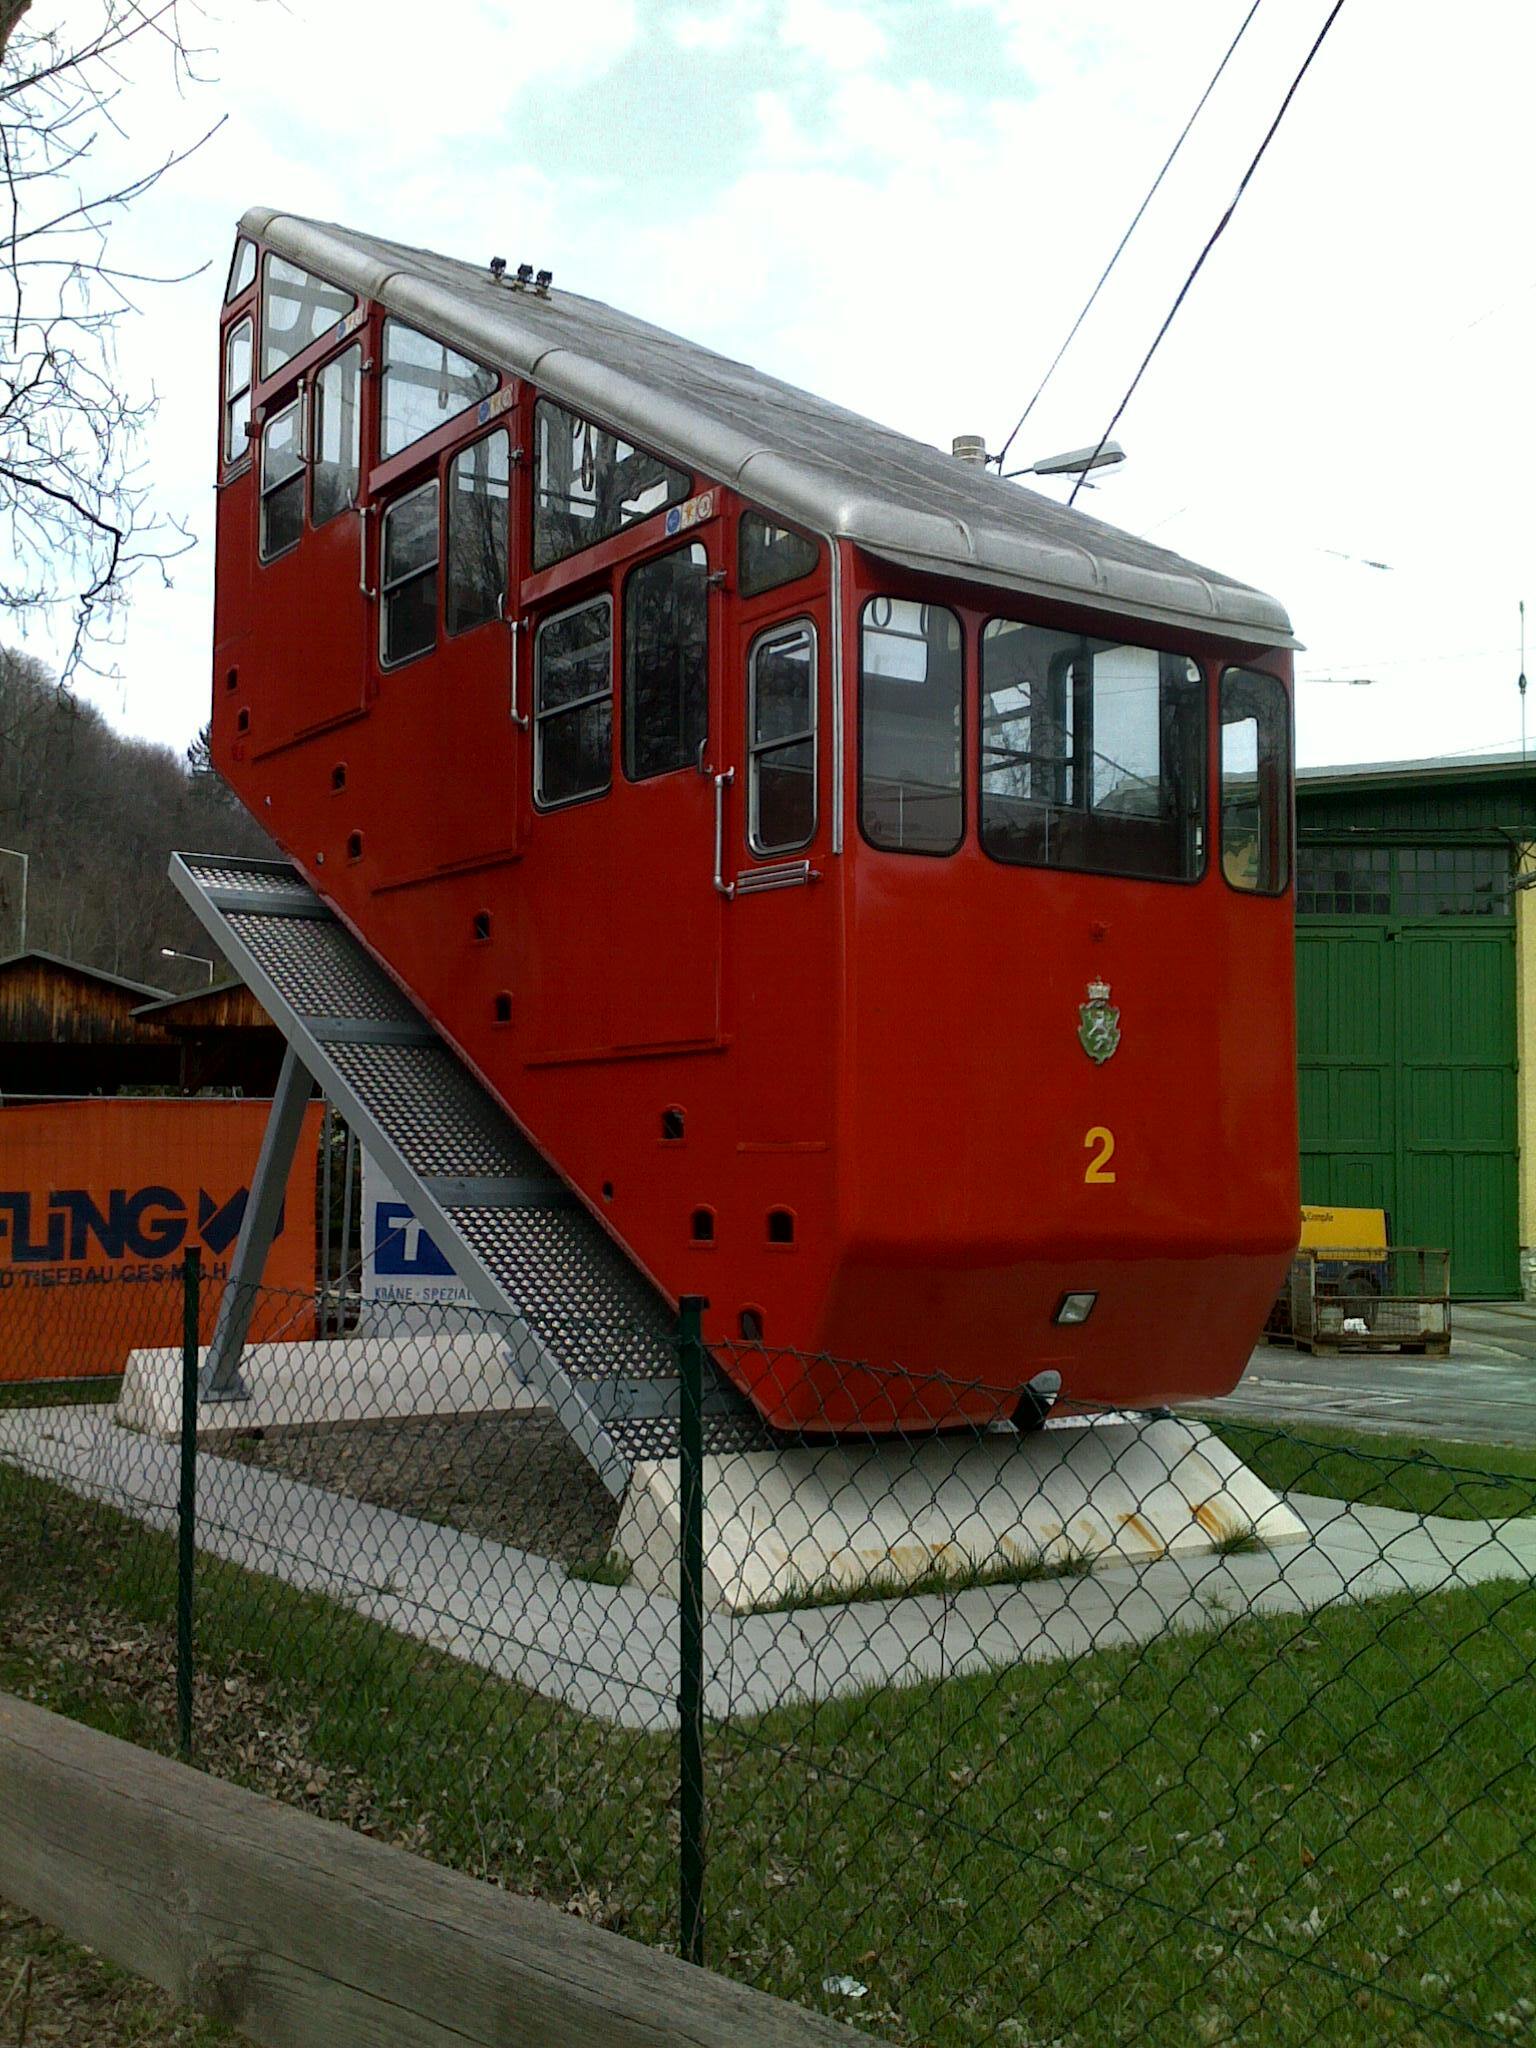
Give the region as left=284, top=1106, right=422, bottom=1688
left=358, top=1152, right=480, bottom=1328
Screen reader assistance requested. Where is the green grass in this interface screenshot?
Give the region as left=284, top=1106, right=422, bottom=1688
left=565, top=1551, right=634, bottom=1588
left=0, top=1374, right=122, bottom=1409
left=1, top=1454, right=1532, bottom=2047
left=1210, top=1419, right=1536, bottom=1522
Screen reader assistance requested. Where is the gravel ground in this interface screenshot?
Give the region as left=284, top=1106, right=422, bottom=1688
left=0, top=1904, right=235, bottom=2047
left=202, top=1411, right=620, bottom=1568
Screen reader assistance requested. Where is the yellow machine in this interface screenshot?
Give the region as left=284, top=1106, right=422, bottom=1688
left=1298, top=1205, right=1389, bottom=1257
left=1268, top=1205, right=1449, bottom=1355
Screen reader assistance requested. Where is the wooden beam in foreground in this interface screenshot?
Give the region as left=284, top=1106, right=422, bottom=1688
left=0, top=1692, right=870, bottom=2048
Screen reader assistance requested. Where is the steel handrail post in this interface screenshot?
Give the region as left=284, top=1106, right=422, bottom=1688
left=678, top=1293, right=707, bottom=1967
left=176, top=1246, right=201, bottom=1757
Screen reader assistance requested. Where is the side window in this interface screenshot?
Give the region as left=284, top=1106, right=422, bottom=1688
left=222, top=317, right=253, bottom=468
left=258, top=401, right=303, bottom=561
left=623, top=543, right=708, bottom=781
left=446, top=431, right=510, bottom=635
left=748, top=621, right=816, bottom=855
left=380, top=321, right=497, bottom=461
left=979, top=622, right=1204, bottom=883
left=1221, top=668, right=1291, bottom=894
left=380, top=482, right=440, bottom=668
left=261, top=255, right=354, bottom=379
left=533, top=398, right=689, bottom=570
left=534, top=597, right=613, bottom=808
left=739, top=512, right=819, bottom=598
left=859, top=598, right=963, bottom=855
left=311, top=345, right=362, bottom=527
left=225, top=236, right=257, bottom=303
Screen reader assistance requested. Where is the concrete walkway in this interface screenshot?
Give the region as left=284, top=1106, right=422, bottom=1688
left=1204, top=1302, right=1536, bottom=1446
left=3, top=1404, right=1533, bottom=1731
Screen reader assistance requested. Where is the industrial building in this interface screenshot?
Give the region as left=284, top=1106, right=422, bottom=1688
left=1295, top=752, right=1536, bottom=1298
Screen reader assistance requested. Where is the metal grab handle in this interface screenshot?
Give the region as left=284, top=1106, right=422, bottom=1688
left=357, top=505, right=375, bottom=600
left=713, top=768, right=735, bottom=898
left=508, top=615, right=528, bottom=729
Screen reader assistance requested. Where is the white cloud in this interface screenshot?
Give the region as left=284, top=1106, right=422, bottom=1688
left=666, top=0, right=766, bottom=51
left=779, top=0, right=887, bottom=72
left=28, top=0, right=1536, bottom=777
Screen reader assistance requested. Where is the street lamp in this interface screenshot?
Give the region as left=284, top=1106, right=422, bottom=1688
left=1012, top=439, right=1127, bottom=480
left=0, top=846, right=26, bottom=952
left=160, top=946, right=215, bottom=985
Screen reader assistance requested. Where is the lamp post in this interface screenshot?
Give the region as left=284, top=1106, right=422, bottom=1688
left=0, top=847, right=26, bottom=952
left=1012, top=439, right=1127, bottom=481
left=160, top=946, right=215, bottom=985
left=950, top=437, right=1129, bottom=482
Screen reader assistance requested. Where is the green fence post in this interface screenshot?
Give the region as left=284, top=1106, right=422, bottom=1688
left=176, top=1245, right=200, bottom=1759
left=678, top=1293, right=707, bottom=1968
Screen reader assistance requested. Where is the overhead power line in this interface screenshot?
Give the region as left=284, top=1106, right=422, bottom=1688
left=1067, top=0, right=1351, bottom=509
left=992, top=0, right=1266, bottom=475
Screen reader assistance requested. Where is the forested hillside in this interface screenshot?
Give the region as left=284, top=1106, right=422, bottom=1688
left=0, top=647, right=275, bottom=992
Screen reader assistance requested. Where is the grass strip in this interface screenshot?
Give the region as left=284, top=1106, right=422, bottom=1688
left=1, top=1458, right=1532, bottom=2047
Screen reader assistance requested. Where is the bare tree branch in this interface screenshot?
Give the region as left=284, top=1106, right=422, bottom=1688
left=0, top=1, right=225, bottom=683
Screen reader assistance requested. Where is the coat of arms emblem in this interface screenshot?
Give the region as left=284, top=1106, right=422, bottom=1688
left=1078, top=979, right=1121, bottom=1064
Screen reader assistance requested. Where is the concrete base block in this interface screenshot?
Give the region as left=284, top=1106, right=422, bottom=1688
left=116, top=1335, right=540, bottom=1440
left=614, top=1414, right=1309, bottom=1613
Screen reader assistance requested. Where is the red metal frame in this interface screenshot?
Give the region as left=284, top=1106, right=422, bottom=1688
left=211, top=243, right=1299, bottom=1432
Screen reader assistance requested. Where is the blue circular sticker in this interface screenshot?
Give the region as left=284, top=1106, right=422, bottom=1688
left=665, top=507, right=682, bottom=535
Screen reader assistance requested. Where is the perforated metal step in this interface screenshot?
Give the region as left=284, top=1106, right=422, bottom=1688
left=171, top=852, right=774, bottom=1491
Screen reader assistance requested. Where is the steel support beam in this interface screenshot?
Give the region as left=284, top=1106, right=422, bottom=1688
left=202, top=1045, right=313, bottom=1400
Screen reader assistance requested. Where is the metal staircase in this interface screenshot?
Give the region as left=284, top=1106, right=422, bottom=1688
left=170, top=853, right=772, bottom=1495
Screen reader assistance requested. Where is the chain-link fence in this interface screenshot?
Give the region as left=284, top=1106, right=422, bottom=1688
left=2, top=1261, right=1533, bottom=2047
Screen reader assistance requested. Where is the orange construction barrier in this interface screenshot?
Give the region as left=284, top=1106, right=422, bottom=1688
left=0, top=1097, right=320, bottom=1381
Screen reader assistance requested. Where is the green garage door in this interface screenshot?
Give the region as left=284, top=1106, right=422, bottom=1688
left=1296, top=917, right=1517, bottom=1297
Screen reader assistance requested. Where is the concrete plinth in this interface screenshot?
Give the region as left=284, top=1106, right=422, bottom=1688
left=116, top=1335, right=540, bottom=1439
left=615, top=1414, right=1308, bottom=1612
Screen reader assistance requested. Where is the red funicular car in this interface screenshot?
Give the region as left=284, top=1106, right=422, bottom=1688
left=211, top=210, right=1298, bottom=1433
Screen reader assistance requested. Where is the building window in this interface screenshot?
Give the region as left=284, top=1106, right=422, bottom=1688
left=222, top=317, right=253, bottom=468
left=1294, top=844, right=1390, bottom=916
left=1393, top=845, right=1511, bottom=918
left=739, top=512, right=819, bottom=598
left=533, top=398, right=689, bottom=570
left=311, top=345, right=362, bottom=527
left=261, top=254, right=354, bottom=380
left=1295, top=843, right=1512, bottom=918
left=379, top=481, right=440, bottom=667
left=380, top=320, right=497, bottom=462
left=535, top=596, right=612, bottom=807
left=623, top=543, right=708, bottom=780
left=748, top=620, right=816, bottom=854
left=258, top=401, right=303, bottom=561
left=859, top=598, right=963, bottom=855
left=979, top=621, right=1203, bottom=883
left=1220, top=667, right=1291, bottom=895
left=446, top=432, right=510, bottom=635
left=225, top=236, right=257, bottom=302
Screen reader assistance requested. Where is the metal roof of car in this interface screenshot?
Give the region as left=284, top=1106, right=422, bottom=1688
left=242, top=207, right=1295, bottom=651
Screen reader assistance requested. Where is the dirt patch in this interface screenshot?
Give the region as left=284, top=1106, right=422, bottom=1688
left=202, top=1411, right=620, bottom=1568
left=0, top=1900, right=237, bottom=2046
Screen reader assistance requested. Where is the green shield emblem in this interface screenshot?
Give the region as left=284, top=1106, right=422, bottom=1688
left=1078, top=981, right=1121, bottom=1064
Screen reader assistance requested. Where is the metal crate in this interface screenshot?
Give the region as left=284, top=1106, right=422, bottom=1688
left=1265, top=1246, right=1451, bottom=1356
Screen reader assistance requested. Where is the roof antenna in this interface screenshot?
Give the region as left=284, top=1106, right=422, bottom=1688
left=1521, top=599, right=1528, bottom=762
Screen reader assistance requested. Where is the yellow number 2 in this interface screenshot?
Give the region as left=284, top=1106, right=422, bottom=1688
left=1084, top=1126, right=1117, bottom=1184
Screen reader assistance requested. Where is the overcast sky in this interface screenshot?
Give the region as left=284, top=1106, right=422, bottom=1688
left=26, top=0, right=1536, bottom=770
